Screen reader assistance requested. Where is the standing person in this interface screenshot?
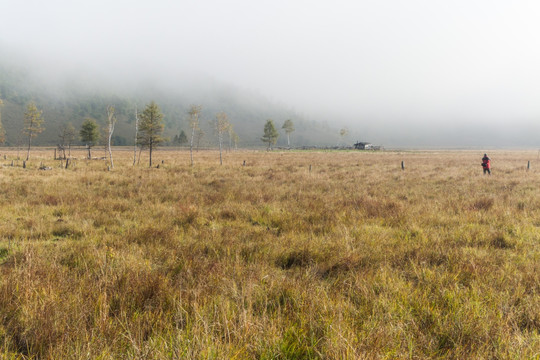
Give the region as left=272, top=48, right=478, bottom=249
left=482, top=153, right=491, bottom=175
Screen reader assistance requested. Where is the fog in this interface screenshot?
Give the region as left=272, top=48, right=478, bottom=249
left=1, top=0, right=540, bottom=147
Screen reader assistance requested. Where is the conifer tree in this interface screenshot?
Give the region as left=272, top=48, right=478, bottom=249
left=178, top=130, right=188, bottom=145
left=261, top=119, right=279, bottom=150
left=80, top=118, right=100, bottom=159
left=138, top=101, right=165, bottom=167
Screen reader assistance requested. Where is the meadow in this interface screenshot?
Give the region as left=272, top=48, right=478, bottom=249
left=0, top=148, right=538, bottom=359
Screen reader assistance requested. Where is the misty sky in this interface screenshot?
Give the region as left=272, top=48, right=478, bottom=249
left=1, top=0, right=540, bottom=133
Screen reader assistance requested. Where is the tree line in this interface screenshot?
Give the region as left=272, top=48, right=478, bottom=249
left=0, top=100, right=297, bottom=167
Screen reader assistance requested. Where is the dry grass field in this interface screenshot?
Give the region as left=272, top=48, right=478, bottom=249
left=0, top=148, right=538, bottom=359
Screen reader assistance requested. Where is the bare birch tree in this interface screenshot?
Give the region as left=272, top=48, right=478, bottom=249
left=133, top=106, right=139, bottom=166
left=58, top=122, right=76, bottom=159
left=232, top=131, right=239, bottom=150
left=188, top=105, right=201, bottom=166
left=214, top=111, right=230, bottom=165
left=23, top=102, right=45, bottom=160
left=282, top=119, right=295, bottom=148
left=227, top=123, right=236, bottom=152
left=106, top=105, right=117, bottom=169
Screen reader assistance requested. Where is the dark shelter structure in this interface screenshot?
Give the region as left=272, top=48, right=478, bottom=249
left=354, top=142, right=373, bottom=150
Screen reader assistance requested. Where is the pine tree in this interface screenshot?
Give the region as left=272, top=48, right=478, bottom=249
left=80, top=118, right=100, bottom=159
left=178, top=130, right=188, bottom=145
left=261, top=119, right=279, bottom=150
left=137, top=101, right=165, bottom=167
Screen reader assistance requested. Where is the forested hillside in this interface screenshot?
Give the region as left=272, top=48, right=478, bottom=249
left=0, top=60, right=339, bottom=148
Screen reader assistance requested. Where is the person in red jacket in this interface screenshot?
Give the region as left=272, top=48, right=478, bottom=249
left=482, top=154, right=491, bottom=175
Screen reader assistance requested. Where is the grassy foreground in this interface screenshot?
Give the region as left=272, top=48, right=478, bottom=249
left=0, top=148, right=538, bottom=359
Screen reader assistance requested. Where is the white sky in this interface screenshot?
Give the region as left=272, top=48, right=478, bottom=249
left=1, top=0, right=540, bottom=128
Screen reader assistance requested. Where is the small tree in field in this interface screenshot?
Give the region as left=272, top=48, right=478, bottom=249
left=261, top=119, right=279, bottom=150
left=138, top=101, right=165, bottom=167
left=282, top=119, right=295, bottom=148
left=23, top=102, right=45, bottom=160
left=232, top=131, right=239, bottom=150
left=196, top=128, right=205, bottom=152
left=228, top=125, right=239, bottom=152
left=106, top=105, right=117, bottom=169
left=80, top=118, right=100, bottom=159
left=58, top=122, right=76, bottom=159
left=214, top=111, right=230, bottom=165
left=338, top=127, right=349, bottom=146
left=133, top=106, right=139, bottom=166
left=174, top=130, right=188, bottom=145
left=0, top=99, right=5, bottom=145
left=188, top=105, right=201, bottom=166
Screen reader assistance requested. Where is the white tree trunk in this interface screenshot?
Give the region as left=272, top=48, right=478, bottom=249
left=133, top=107, right=139, bottom=166
left=107, top=105, right=116, bottom=169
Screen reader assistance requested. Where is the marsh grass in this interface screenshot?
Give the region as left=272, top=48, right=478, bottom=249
left=0, top=148, right=538, bottom=359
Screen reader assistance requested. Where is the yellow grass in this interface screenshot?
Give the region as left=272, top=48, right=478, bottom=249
left=0, top=148, right=538, bottom=359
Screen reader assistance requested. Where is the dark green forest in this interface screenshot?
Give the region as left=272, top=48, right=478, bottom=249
left=0, top=60, right=339, bottom=148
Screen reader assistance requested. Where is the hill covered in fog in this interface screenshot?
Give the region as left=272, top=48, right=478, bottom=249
left=2, top=53, right=539, bottom=150
left=0, top=57, right=342, bottom=148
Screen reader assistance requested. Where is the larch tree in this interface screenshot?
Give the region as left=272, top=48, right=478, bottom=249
left=106, top=105, right=117, bottom=169
left=188, top=105, right=201, bottom=166
left=137, top=101, right=165, bottom=167
left=214, top=111, right=230, bottom=165
left=261, top=119, right=279, bottom=150
left=0, top=99, right=5, bottom=145
left=80, top=118, right=100, bottom=159
left=282, top=119, right=295, bottom=148
left=23, top=102, right=45, bottom=161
